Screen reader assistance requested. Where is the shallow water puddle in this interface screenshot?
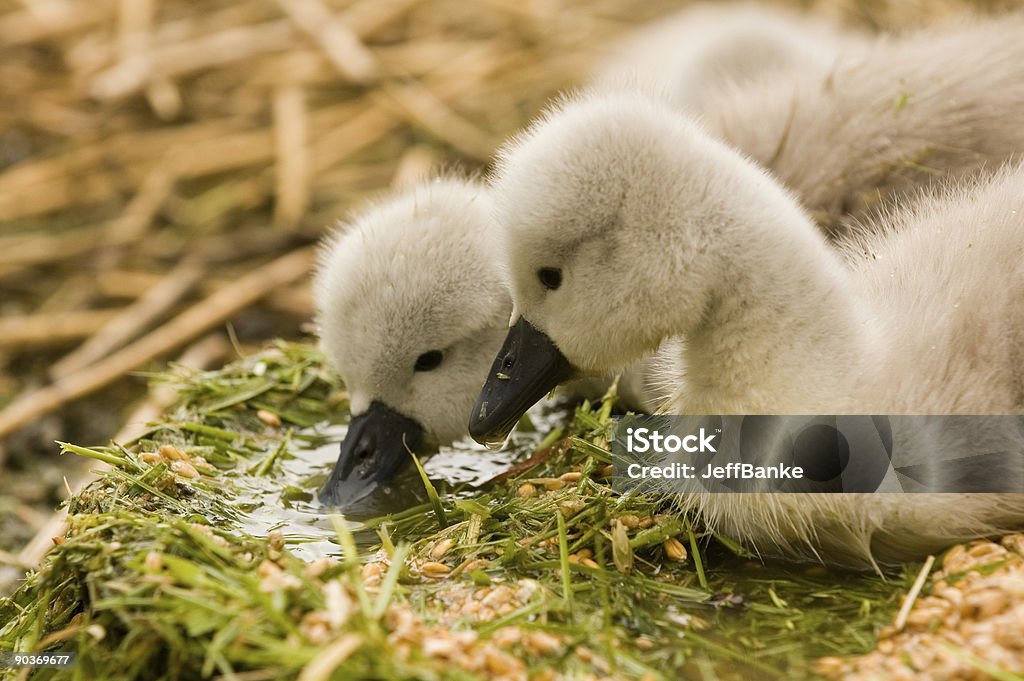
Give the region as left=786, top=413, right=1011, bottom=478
left=233, top=420, right=544, bottom=561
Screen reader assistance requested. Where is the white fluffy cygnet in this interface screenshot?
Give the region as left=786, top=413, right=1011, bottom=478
left=472, top=92, right=1024, bottom=567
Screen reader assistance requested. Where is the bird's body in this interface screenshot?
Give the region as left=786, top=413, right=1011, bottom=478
left=673, top=164, right=1024, bottom=566
left=602, top=11, right=1024, bottom=409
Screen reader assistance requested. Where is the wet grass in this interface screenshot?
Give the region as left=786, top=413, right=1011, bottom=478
left=0, top=343, right=916, bottom=680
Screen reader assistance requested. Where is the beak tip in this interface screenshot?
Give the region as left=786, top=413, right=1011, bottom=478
left=318, top=484, right=342, bottom=508
left=468, top=317, right=574, bottom=448
left=468, top=394, right=517, bottom=447
left=320, top=401, right=423, bottom=510
left=467, top=419, right=493, bottom=446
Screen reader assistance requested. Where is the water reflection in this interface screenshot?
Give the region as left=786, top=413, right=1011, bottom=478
left=234, top=416, right=549, bottom=561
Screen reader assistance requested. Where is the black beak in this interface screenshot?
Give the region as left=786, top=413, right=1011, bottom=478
left=320, top=401, right=424, bottom=508
left=469, top=317, right=574, bottom=446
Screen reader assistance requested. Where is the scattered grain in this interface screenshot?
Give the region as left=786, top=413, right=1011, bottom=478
left=421, top=561, right=452, bottom=579
left=663, top=537, right=687, bottom=562
left=257, top=409, right=282, bottom=427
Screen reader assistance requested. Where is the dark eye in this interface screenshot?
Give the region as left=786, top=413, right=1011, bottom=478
left=414, top=350, right=444, bottom=372
left=538, top=267, right=562, bottom=290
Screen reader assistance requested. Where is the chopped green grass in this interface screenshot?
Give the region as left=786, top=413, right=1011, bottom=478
left=0, top=342, right=914, bottom=680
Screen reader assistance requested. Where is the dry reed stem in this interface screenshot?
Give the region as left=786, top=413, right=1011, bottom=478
left=0, top=309, right=122, bottom=349
left=116, top=0, right=152, bottom=60
left=273, top=83, right=311, bottom=228
left=0, top=227, right=110, bottom=267
left=0, top=549, right=29, bottom=570
left=390, top=146, right=440, bottom=187
left=145, top=77, right=183, bottom=120
left=32, top=275, right=93, bottom=315
left=376, top=81, right=497, bottom=160
left=0, top=2, right=106, bottom=46
left=0, top=6, right=523, bottom=224
left=93, top=270, right=177, bottom=298
left=266, top=284, right=315, bottom=317
left=104, top=164, right=178, bottom=242
left=894, top=554, right=936, bottom=632
left=49, top=258, right=205, bottom=379
left=338, top=0, right=422, bottom=38
left=90, top=20, right=297, bottom=100
left=91, top=269, right=314, bottom=317
left=0, top=247, right=315, bottom=440
left=274, top=0, right=378, bottom=84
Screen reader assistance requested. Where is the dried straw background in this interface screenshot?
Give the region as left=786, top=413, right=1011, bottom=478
left=0, top=0, right=1021, bottom=560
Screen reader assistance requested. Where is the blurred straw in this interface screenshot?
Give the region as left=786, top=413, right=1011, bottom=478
left=0, top=247, right=315, bottom=440
left=0, top=310, right=122, bottom=349
left=49, top=258, right=205, bottom=379
left=391, top=146, right=440, bottom=187
left=274, top=0, right=378, bottom=84
left=273, top=82, right=311, bottom=228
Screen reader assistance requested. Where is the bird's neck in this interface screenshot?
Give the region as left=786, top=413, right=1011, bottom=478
left=672, top=153, right=874, bottom=414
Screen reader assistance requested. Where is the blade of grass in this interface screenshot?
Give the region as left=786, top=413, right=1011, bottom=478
left=58, top=441, right=137, bottom=470
left=371, top=543, right=409, bottom=620
left=556, top=512, right=572, bottom=611
left=684, top=516, right=708, bottom=590
left=569, top=437, right=612, bottom=464
left=629, top=517, right=686, bottom=550
left=409, top=450, right=446, bottom=529
left=376, top=523, right=395, bottom=557
left=252, top=429, right=292, bottom=476
left=330, top=514, right=359, bottom=570
left=535, top=426, right=564, bottom=452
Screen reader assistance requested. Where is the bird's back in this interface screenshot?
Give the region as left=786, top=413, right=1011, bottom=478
left=705, top=15, right=1024, bottom=235
left=847, top=163, right=1024, bottom=416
